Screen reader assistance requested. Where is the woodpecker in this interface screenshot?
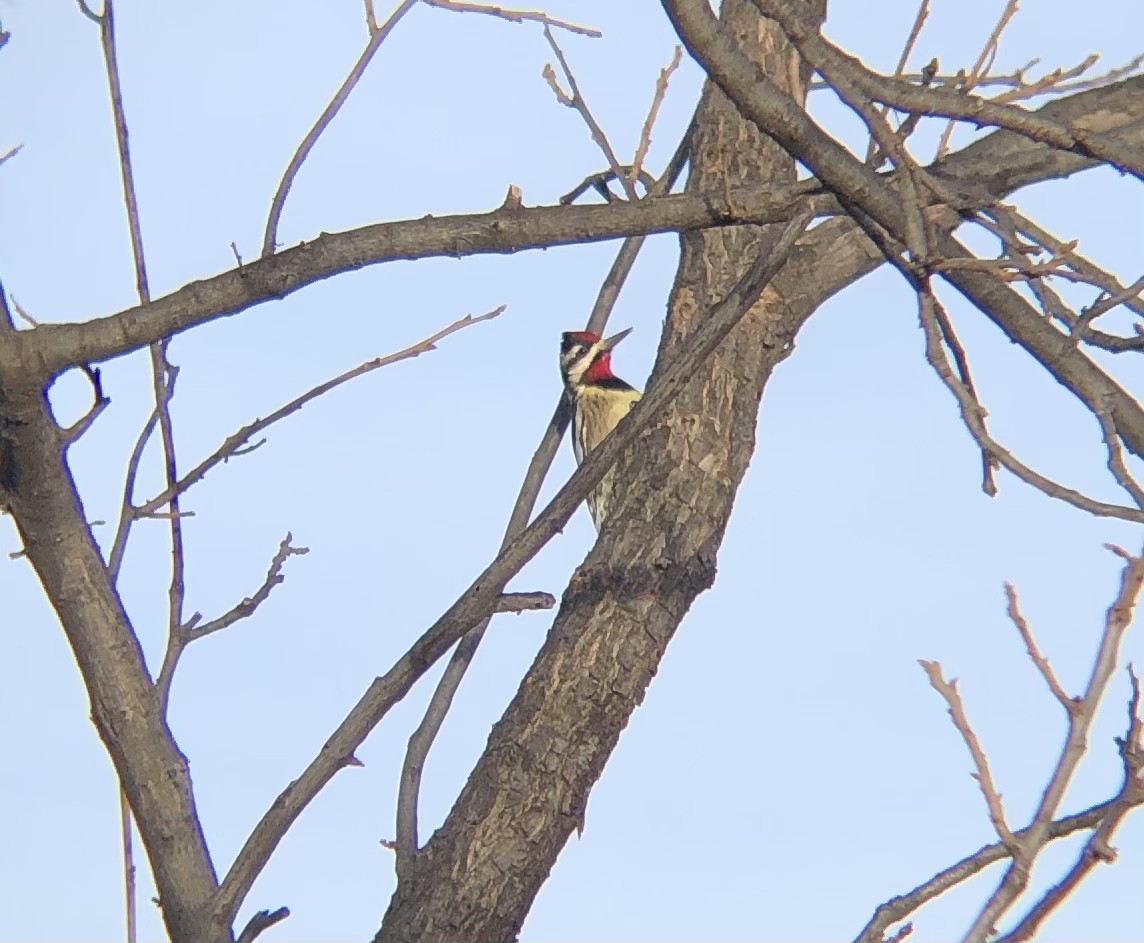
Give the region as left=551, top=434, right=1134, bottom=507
left=559, top=328, right=641, bottom=530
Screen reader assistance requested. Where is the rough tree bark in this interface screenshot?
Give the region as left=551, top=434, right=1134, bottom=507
left=375, top=2, right=825, bottom=939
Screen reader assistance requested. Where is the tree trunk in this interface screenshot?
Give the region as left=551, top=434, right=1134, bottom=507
left=375, top=2, right=825, bottom=939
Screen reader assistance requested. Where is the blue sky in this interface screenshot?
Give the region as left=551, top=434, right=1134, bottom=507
left=1, top=0, right=1142, bottom=940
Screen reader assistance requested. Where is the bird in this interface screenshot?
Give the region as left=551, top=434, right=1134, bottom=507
left=559, top=328, right=641, bottom=530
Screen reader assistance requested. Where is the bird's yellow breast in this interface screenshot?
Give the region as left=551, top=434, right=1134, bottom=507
left=571, top=383, right=642, bottom=464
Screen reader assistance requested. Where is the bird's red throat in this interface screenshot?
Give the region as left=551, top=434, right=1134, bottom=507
left=583, top=355, right=616, bottom=383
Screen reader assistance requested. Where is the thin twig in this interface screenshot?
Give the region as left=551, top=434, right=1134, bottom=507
left=853, top=795, right=1132, bottom=941
left=916, top=293, right=1144, bottom=524
left=559, top=166, right=657, bottom=204
left=929, top=299, right=996, bottom=495
left=8, top=294, right=38, bottom=327
left=61, top=365, right=110, bottom=444
left=920, top=659, right=1017, bottom=850
left=118, top=787, right=136, bottom=943
left=392, top=124, right=693, bottom=878
left=864, top=0, right=929, bottom=162
left=155, top=535, right=309, bottom=708
left=134, top=306, right=504, bottom=515
left=935, top=0, right=1020, bottom=158
left=543, top=25, right=637, bottom=200
left=182, top=535, right=310, bottom=639
left=977, top=207, right=1144, bottom=352
left=75, top=0, right=102, bottom=23
left=363, top=0, right=379, bottom=34
left=1055, top=51, right=1144, bottom=94
left=0, top=143, right=23, bottom=170
left=107, top=410, right=158, bottom=582
left=1004, top=583, right=1072, bottom=709
left=629, top=46, right=683, bottom=188
left=261, top=0, right=420, bottom=257
left=997, top=668, right=1144, bottom=941
left=423, top=0, right=601, bottom=36
left=1096, top=400, right=1144, bottom=509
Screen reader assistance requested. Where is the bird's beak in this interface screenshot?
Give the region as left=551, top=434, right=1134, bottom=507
left=599, top=327, right=633, bottom=352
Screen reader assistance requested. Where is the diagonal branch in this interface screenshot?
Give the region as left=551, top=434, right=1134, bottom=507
left=542, top=26, right=635, bottom=199
left=997, top=668, right=1144, bottom=941
left=1004, top=583, right=1072, bottom=709
left=134, top=306, right=505, bottom=515
left=934, top=0, right=1020, bottom=158
left=154, top=534, right=310, bottom=709
left=422, top=0, right=600, bottom=36
left=261, top=0, right=420, bottom=257
left=208, top=201, right=815, bottom=937
left=11, top=62, right=1144, bottom=386
left=963, top=546, right=1144, bottom=941
left=920, top=660, right=1017, bottom=850
left=853, top=795, right=1129, bottom=942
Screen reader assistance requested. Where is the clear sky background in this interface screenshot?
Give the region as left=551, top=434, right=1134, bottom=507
left=2, top=1, right=1142, bottom=940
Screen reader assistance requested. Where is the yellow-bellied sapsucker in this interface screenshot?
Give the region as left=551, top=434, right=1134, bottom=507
left=559, top=329, right=641, bottom=530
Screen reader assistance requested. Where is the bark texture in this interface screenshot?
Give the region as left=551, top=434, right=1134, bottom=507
left=0, top=378, right=220, bottom=942
left=375, top=2, right=825, bottom=939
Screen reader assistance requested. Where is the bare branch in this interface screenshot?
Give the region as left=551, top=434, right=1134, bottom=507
left=543, top=26, right=637, bottom=200
left=261, top=0, right=420, bottom=257
left=424, top=0, right=601, bottom=36
left=1096, top=402, right=1144, bottom=509
left=8, top=294, right=39, bottom=327
left=75, top=0, right=103, bottom=23
left=107, top=409, right=158, bottom=582
left=118, top=788, right=136, bottom=943
left=998, top=672, right=1143, bottom=942
left=864, top=0, right=929, bottom=162
left=12, top=72, right=1144, bottom=381
left=60, top=365, right=110, bottom=445
left=155, top=533, right=308, bottom=709
left=185, top=535, right=310, bottom=639
left=919, top=659, right=1017, bottom=850
left=963, top=547, right=1144, bottom=941
left=917, top=293, right=1144, bottom=524
left=236, top=907, right=290, bottom=943
left=929, top=300, right=996, bottom=495
left=0, top=143, right=23, bottom=169
left=1004, top=583, right=1073, bottom=709
left=494, top=592, right=556, bottom=613
left=853, top=795, right=1129, bottom=941
left=134, top=306, right=504, bottom=516
left=1055, top=51, right=1144, bottom=94
left=363, top=0, right=379, bottom=34
left=629, top=46, right=683, bottom=188
left=559, top=166, right=658, bottom=204
left=934, top=0, right=1020, bottom=157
